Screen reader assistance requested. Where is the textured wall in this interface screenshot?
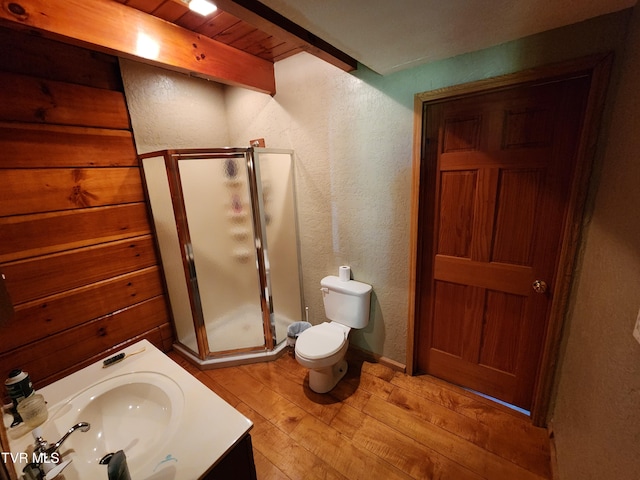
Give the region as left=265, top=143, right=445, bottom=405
left=551, top=7, right=640, bottom=480
left=119, top=59, right=230, bottom=152
left=225, top=57, right=414, bottom=362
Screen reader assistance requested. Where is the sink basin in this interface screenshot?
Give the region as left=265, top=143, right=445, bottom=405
left=49, top=371, right=184, bottom=474
left=5, top=341, right=253, bottom=480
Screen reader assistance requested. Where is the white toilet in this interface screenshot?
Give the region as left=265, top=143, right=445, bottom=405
left=295, top=275, right=372, bottom=393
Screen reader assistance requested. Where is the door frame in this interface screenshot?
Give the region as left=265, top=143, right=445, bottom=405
left=407, top=53, right=613, bottom=425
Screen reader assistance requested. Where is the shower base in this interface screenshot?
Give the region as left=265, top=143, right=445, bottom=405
left=173, top=340, right=290, bottom=369
left=174, top=303, right=295, bottom=369
left=205, top=304, right=291, bottom=352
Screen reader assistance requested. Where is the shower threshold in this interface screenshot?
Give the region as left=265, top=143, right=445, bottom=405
left=173, top=341, right=290, bottom=370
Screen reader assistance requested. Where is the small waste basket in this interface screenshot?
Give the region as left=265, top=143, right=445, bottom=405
left=287, top=321, right=312, bottom=347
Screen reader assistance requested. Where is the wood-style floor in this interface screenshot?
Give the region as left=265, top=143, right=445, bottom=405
left=168, top=349, right=552, bottom=480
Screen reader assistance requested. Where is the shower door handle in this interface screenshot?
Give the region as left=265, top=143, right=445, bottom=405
left=184, top=243, right=197, bottom=280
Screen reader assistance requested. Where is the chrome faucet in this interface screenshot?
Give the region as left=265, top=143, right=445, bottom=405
left=25, top=422, right=91, bottom=479
left=34, top=422, right=91, bottom=458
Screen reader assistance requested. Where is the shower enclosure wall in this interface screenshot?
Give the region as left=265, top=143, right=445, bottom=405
left=139, top=148, right=304, bottom=366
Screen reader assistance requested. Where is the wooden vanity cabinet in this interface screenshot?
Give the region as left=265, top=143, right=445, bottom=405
left=202, top=434, right=257, bottom=480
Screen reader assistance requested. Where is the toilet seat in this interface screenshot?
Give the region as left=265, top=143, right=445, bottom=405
left=295, top=323, right=347, bottom=360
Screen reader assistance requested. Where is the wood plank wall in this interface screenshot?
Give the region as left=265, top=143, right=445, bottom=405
left=0, top=27, right=174, bottom=392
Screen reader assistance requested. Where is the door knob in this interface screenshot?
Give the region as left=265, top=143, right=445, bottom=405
left=532, top=280, right=548, bottom=294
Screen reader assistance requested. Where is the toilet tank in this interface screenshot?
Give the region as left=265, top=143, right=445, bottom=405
left=321, top=275, right=372, bottom=329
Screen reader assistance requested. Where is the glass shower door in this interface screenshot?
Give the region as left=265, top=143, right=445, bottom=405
left=179, top=155, right=266, bottom=354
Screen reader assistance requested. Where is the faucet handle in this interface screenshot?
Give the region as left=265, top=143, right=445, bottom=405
left=32, top=427, right=49, bottom=454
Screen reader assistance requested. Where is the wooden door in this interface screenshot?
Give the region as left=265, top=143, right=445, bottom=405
left=415, top=76, right=590, bottom=410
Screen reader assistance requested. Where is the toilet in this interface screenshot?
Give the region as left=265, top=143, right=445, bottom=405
left=295, top=275, right=372, bottom=393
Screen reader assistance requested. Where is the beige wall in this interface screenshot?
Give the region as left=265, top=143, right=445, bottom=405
left=120, top=59, right=230, bottom=153
left=551, top=6, right=640, bottom=480
left=224, top=57, right=414, bottom=361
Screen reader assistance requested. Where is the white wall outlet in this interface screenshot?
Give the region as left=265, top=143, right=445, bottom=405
left=633, top=307, right=640, bottom=345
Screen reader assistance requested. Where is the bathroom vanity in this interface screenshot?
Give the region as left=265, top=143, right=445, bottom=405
left=2, top=340, right=256, bottom=479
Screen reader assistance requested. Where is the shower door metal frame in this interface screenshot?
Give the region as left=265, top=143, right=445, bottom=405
left=140, top=147, right=291, bottom=360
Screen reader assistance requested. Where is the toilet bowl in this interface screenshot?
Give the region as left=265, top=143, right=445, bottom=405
left=294, top=273, right=372, bottom=393
left=295, top=322, right=350, bottom=393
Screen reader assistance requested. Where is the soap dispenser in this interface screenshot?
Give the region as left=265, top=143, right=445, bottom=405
left=100, top=450, right=131, bottom=480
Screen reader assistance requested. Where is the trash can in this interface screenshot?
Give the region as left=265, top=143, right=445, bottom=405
left=287, top=321, right=312, bottom=347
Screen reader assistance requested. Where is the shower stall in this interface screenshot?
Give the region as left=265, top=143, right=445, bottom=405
left=139, top=148, right=304, bottom=366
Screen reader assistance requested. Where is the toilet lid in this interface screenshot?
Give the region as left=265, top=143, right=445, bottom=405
left=296, top=323, right=346, bottom=360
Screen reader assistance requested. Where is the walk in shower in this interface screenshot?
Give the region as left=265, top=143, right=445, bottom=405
left=139, top=148, right=304, bottom=366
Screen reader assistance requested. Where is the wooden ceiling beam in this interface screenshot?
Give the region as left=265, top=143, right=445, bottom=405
left=213, top=0, right=358, bottom=72
left=0, top=0, right=276, bottom=94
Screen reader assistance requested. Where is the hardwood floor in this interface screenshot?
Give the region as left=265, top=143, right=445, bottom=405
left=168, top=349, right=552, bottom=480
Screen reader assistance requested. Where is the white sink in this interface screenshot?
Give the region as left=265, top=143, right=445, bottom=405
left=4, top=341, right=253, bottom=480
left=50, top=371, right=184, bottom=473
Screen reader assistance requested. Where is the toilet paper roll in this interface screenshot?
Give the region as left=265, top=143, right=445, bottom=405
left=339, top=266, right=351, bottom=282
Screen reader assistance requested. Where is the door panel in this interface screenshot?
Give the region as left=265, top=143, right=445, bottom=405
left=431, top=281, right=466, bottom=356
left=438, top=171, right=476, bottom=257
left=480, top=290, right=524, bottom=373
left=493, top=169, right=542, bottom=265
left=417, top=76, right=590, bottom=410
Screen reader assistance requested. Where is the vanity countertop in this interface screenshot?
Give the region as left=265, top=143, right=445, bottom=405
left=3, top=340, right=253, bottom=479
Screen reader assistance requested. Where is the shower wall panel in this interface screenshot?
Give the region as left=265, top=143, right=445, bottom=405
left=258, top=152, right=304, bottom=343
left=142, top=157, right=198, bottom=353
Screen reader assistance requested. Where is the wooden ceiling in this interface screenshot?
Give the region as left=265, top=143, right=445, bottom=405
left=114, top=0, right=357, bottom=70
left=0, top=0, right=355, bottom=94
left=115, top=0, right=300, bottom=63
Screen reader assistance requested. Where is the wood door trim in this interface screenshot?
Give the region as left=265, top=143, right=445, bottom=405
left=407, top=53, right=613, bottom=425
